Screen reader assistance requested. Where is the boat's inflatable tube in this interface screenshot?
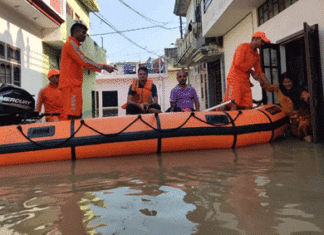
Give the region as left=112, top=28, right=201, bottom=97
left=0, top=104, right=289, bottom=166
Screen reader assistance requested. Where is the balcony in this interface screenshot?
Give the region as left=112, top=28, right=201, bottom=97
left=175, top=28, right=223, bottom=67
left=203, top=0, right=265, bottom=37
left=174, top=0, right=190, bottom=16
left=175, top=31, right=200, bottom=66
left=0, top=0, right=65, bottom=30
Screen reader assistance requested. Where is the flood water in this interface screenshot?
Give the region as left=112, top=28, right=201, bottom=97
left=1, top=138, right=324, bottom=235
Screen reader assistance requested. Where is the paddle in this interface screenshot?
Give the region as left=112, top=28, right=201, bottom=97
left=204, top=99, right=235, bottom=112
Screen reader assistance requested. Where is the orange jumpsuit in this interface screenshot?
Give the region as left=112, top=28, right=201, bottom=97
left=36, top=84, right=63, bottom=122
left=223, top=43, right=265, bottom=108
left=59, top=36, right=103, bottom=119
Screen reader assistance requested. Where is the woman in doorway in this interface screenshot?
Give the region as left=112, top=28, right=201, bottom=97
left=261, top=72, right=312, bottom=142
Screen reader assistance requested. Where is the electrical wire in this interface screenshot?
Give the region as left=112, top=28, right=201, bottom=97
left=93, top=12, right=160, bottom=56
left=118, top=0, right=169, bottom=26
left=90, top=25, right=179, bottom=36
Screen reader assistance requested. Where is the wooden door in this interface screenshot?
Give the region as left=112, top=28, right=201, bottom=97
left=304, top=22, right=324, bottom=142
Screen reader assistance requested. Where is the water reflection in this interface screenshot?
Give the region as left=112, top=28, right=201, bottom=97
left=0, top=138, right=323, bottom=235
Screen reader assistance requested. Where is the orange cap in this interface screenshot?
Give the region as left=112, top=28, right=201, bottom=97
left=252, top=31, right=271, bottom=43
left=48, top=69, right=60, bottom=78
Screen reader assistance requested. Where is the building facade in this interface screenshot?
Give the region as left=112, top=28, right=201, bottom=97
left=173, top=0, right=324, bottom=141
left=0, top=0, right=65, bottom=99
left=0, top=0, right=107, bottom=119
left=96, top=57, right=178, bottom=117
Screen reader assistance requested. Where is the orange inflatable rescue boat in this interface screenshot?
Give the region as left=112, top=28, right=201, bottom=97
left=0, top=84, right=289, bottom=166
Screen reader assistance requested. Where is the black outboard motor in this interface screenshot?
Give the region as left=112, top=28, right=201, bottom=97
left=0, top=83, right=38, bottom=126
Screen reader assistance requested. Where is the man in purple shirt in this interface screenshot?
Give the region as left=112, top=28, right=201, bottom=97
left=168, top=69, right=200, bottom=112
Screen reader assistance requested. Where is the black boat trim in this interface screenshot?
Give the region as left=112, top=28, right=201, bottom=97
left=0, top=116, right=289, bottom=155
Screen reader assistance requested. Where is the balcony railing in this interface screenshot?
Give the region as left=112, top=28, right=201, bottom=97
left=178, top=31, right=199, bottom=59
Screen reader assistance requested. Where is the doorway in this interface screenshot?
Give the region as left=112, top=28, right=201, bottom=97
left=207, top=60, right=222, bottom=108
left=285, top=38, right=308, bottom=90
left=260, top=23, right=324, bottom=142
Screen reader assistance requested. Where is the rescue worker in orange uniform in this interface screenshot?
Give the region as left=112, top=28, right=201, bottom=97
left=36, top=69, right=63, bottom=122
left=125, top=67, right=161, bottom=114
left=223, top=32, right=271, bottom=110
left=59, top=22, right=116, bottom=120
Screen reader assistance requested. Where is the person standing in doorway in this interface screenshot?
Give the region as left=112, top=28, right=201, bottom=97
left=59, top=22, right=116, bottom=120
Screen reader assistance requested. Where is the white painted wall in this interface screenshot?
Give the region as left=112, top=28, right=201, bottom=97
left=0, top=6, right=43, bottom=99
left=96, top=78, right=131, bottom=117
left=202, top=0, right=234, bottom=36
left=96, top=74, right=177, bottom=117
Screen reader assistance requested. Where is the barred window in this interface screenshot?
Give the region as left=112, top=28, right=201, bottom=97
left=258, top=0, right=299, bottom=26
left=203, top=0, right=213, bottom=12
left=7, top=45, right=20, bottom=63
left=0, top=63, right=11, bottom=84
left=66, top=3, right=73, bottom=18
left=13, top=66, right=21, bottom=87
left=0, top=41, right=21, bottom=86
left=0, top=42, right=5, bottom=59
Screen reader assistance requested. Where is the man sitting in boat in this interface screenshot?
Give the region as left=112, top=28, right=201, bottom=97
left=36, top=69, right=63, bottom=122
left=124, top=67, right=161, bottom=114
left=166, top=69, right=200, bottom=112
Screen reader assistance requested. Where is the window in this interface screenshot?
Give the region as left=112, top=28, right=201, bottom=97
left=195, top=4, right=201, bottom=23
left=102, top=91, right=118, bottom=117
left=258, top=0, right=299, bottom=26
left=7, top=45, right=20, bottom=63
left=0, top=41, right=21, bottom=86
left=0, top=42, right=5, bottom=59
left=66, top=3, right=73, bottom=18
left=0, top=63, right=11, bottom=84
left=203, top=0, right=213, bottom=12
left=50, top=0, right=62, bottom=14
left=13, top=66, right=21, bottom=86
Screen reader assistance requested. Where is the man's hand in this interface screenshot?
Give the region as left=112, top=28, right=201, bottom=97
left=302, top=92, right=310, bottom=103
left=138, top=103, right=149, bottom=112
left=103, top=64, right=117, bottom=73
left=249, top=70, right=259, bottom=80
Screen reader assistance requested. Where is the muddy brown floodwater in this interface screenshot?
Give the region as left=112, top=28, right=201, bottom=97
left=0, top=137, right=324, bottom=235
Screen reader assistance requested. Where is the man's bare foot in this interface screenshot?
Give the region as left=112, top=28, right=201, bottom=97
left=304, top=135, right=313, bottom=143
left=148, top=108, right=162, bottom=113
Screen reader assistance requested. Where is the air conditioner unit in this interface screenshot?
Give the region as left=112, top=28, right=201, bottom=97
left=205, top=36, right=223, bottom=47
left=192, top=23, right=199, bottom=35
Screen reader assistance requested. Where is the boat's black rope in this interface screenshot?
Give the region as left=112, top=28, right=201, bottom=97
left=80, top=115, right=141, bottom=136
left=16, top=111, right=243, bottom=147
